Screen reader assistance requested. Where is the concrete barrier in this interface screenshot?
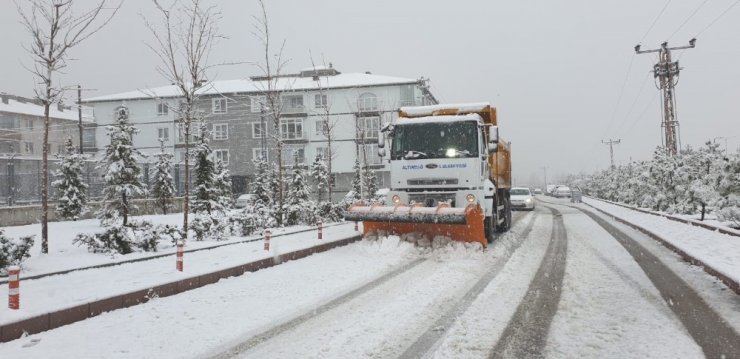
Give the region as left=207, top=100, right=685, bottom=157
left=0, top=197, right=186, bottom=227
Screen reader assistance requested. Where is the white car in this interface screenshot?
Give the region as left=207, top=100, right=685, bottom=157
left=510, top=187, right=535, bottom=211
left=554, top=186, right=572, bottom=198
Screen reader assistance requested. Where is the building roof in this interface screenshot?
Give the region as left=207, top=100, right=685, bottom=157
left=0, top=96, right=93, bottom=122
left=83, top=72, right=421, bottom=103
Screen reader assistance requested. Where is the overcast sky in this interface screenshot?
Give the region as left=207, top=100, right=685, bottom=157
left=1, top=0, right=739, bottom=185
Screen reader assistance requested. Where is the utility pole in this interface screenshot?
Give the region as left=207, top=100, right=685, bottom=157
left=76, top=85, right=97, bottom=154
left=635, top=39, right=696, bottom=156
left=602, top=139, right=621, bottom=168
left=542, top=166, right=548, bottom=191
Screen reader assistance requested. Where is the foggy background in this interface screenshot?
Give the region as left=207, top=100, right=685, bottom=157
left=1, top=0, right=738, bottom=186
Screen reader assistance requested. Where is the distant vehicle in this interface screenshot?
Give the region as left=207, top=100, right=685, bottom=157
left=534, top=188, right=543, bottom=195
left=554, top=186, right=572, bottom=198
left=235, top=194, right=258, bottom=208
left=510, top=187, right=535, bottom=211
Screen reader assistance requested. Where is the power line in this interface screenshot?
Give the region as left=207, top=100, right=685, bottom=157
left=640, top=0, right=674, bottom=42
left=695, top=0, right=740, bottom=37
left=602, top=139, right=621, bottom=168
left=667, top=0, right=711, bottom=41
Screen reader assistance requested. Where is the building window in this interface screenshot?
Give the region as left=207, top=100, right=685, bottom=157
left=157, top=103, right=169, bottom=116
left=252, top=148, right=268, bottom=161
left=364, top=144, right=382, bottom=165
left=177, top=123, right=201, bottom=143
left=212, top=123, right=229, bottom=140
left=280, top=118, right=304, bottom=140
left=358, top=116, right=380, bottom=140
left=82, top=127, right=96, bottom=149
left=214, top=149, right=229, bottom=165
left=212, top=98, right=227, bottom=114
left=315, top=146, right=329, bottom=161
left=158, top=127, right=170, bottom=141
left=281, top=94, right=304, bottom=112
left=250, top=96, right=266, bottom=113
left=315, top=119, right=327, bottom=136
left=24, top=141, right=34, bottom=154
left=314, top=94, right=327, bottom=108
left=24, top=119, right=33, bottom=130
left=252, top=122, right=267, bottom=139
left=358, top=93, right=378, bottom=112
left=282, top=145, right=305, bottom=166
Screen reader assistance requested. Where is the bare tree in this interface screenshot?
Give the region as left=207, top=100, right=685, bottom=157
left=143, top=0, right=221, bottom=236
left=308, top=53, right=338, bottom=201
left=252, top=0, right=290, bottom=226
left=17, top=0, right=119, bottom=253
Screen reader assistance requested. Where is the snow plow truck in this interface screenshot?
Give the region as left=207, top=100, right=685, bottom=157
left=345, top=103, right=512, bottom=247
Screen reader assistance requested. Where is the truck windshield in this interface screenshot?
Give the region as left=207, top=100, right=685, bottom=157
left=390, top=121, right=478, bottom=160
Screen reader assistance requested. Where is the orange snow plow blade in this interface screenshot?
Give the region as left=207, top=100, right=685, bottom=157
left=344, top=203, right=487, bottom=247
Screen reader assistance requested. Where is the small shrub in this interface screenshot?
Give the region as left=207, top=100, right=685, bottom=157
left=0, top=230, right=35, bottom=275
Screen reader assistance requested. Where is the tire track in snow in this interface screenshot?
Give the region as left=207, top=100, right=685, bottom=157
left=489, top=206, right=568, bottom=359
left=398, top=210, right=539, bottom=358
left=575, top=206, right=740, bottom=359
left=206, top=257, right=426, bottom=359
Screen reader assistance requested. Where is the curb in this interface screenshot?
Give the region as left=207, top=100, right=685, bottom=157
left=0, top=234, right=362, bottom=343
left=0, top=222, right=347, bottom=285
left=582, top=203, right=740, bottom=296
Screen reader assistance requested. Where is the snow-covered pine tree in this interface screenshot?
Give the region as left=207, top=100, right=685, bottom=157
left=151, top=140, right=176, bottom=214
left=52, top=137, right=88, bottom=220
left=365, top=167, right=378, bottom=201
left=284, top=164, right=312, bottom=225
left=191, top=121, right=220, bottom=215
left=214, top=159, right=233, bottom=209
left=310, top=154, right=329, bottom=202
left=716, top=153, right=740, bottom=228
left=251, top=156, right=272, bottom=206
left=98, top=105, right=146, bottom=226
left=687, top=142, right=722, bottom=220
left=351, top=158, right=363, bottom=201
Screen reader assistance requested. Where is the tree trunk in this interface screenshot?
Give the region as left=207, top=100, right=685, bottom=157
left=700, top=203, right=706, bottom=221
left=122, top=192, right=128, bottom=226
left=41, top=101, right=50, bottom=253
left=183, top=119, right=190, bottom=234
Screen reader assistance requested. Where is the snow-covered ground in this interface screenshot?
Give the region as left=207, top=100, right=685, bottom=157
left=583, top=197, right=740, bottom=286
left=0, top=215, right=356, bottom=325
left=1, top=202, right=738, bottom=358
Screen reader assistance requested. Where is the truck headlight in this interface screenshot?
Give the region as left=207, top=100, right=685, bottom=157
left=392, top=195, right=401, bottom=204
left=466, top=194, right=476, bottom=203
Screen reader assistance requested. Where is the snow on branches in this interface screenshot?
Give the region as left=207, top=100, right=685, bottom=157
left=53, top=137, right=89, bottom=220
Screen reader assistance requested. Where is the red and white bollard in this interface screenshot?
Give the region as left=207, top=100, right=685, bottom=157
left=318, top=221, right=323, bottom=240
left=264, top=229, right=271, bottom=251
left=8, top=265, right=20, bottom=310
left=176, top=240, right=184, bottom=272
left=354, top=221, right=359, bottom=231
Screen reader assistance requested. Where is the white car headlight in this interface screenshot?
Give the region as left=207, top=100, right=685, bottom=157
left=525, top=198, right=532, bottom=203
left=392, top=195, right=401, bottom=204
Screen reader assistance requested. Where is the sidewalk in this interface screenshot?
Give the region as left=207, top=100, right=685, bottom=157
left=0, top=223, right=361, bottom=342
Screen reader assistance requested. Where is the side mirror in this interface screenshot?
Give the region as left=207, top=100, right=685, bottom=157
left=488, top=126, right=499, bottom=144
left=378, top=147, right=386, bottom=157
left=378, top=133, right=385, bottom=148
left=488, top=143, right=498, bottom=153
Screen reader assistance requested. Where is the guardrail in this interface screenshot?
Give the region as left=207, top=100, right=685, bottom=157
left=584, top=196, right=740, bottom=238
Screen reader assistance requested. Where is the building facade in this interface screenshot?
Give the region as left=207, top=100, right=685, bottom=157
left=0, top=93, right=94, bottom=157
left=83, top=66, right=438, bottom=200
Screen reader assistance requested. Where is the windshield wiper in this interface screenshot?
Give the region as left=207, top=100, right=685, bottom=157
left=404, top=150, right=428, bottom=159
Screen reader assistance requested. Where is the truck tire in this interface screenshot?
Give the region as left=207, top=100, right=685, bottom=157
left=485, top=197, right=497, bottom=243
left=497, top=194, right=512, bottom=232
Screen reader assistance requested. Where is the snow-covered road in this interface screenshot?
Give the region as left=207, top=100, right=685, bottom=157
left=1, top=199, right=738, bottom=358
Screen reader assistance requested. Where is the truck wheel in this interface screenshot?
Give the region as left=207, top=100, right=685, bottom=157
left=497, top=196, right=512, bottom=232
left=485, top=198, right=497, bottom=243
